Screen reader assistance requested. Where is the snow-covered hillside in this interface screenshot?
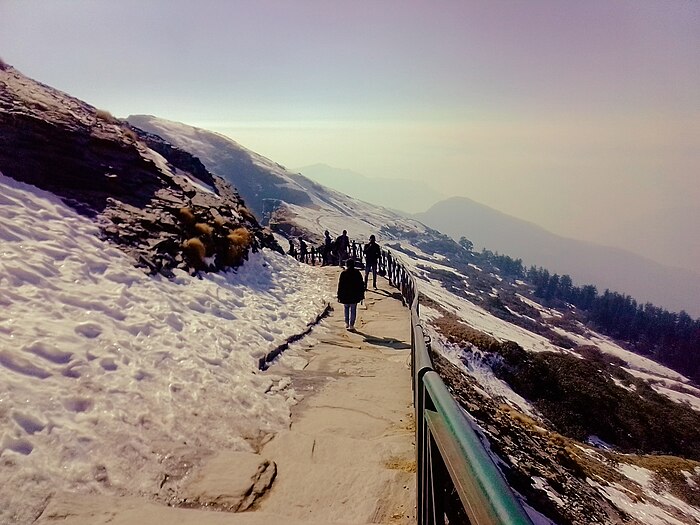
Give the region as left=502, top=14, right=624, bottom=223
left=0, top=173, right=331, bottom=524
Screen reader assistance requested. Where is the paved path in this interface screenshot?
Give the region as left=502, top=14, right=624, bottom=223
left=37, top=268, right=416, bottom=525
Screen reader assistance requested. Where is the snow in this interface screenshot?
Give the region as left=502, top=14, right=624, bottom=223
left=586, top=334, right=690, bottom=382
left=531, top=476, right=566, bottom=507
left=439, top=337, right=537, bottom=417
left=651, top=385, right=700, bottom=412
left=0, top=173, right=331, bottom=522
left=593, top=462, right=700, bottom=525
left=586, top=435, right=614, bottom=449
left=516, top=293, right=557, bottom=317
left=420, top=275, right=562, bottom=354
left=597, top=482, right=690, bottom=525
left=22, top=110, right=697, bottom=523
left=612, top=376, right=637, bottom=392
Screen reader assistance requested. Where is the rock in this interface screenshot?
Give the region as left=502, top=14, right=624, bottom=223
left=180, top=451, right=277, bottom=512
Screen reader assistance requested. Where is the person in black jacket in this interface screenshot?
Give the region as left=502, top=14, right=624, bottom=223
left=336, top=230, right=350, bottom=267
left=363, top=235, right=381, bottom=290
left=337, top=258, right=365, bottom=330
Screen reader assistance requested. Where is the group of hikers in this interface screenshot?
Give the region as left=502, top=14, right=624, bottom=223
left=288, top=230, right=380, bottom=268
left=288, top=230, right=393, bottom=331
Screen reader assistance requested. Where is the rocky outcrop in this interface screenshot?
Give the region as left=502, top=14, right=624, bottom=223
left=0, top=64, right=280, bottom=275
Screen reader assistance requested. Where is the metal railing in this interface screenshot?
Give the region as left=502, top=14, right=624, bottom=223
left=388, top=250, right=533, bottom=525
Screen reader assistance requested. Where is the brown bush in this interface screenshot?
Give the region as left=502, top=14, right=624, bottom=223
left=194, top=222, right=213, bottom=238
left=182, top=237, right=206, bottom=267
left=95, top=108, right=118, bottom=124
left=178, top=207, right=196, bottom=225
left=226, top=227, right=252, bottom=265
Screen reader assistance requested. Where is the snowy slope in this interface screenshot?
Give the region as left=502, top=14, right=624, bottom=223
left=0, top=173, right=331, bottom=524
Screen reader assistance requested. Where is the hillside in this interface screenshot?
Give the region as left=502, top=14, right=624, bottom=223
left=416, top=196, right=700, bottom=317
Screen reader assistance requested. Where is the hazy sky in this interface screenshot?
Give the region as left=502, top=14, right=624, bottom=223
left=1, top=0, right=699, bottom=273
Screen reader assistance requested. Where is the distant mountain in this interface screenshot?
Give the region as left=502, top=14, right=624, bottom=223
left=416, top=196, right=700, bottom=317
left=295, top=163, right=444, bottom=214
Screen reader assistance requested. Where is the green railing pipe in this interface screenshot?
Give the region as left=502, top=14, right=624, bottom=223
left=422, top=371, right=533, bottom=525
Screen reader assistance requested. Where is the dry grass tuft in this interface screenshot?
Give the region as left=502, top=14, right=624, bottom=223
left=95, top=108, right=118, bottom=124
left=229, top=227, right=252, bottom=247
left=238, top=207, right=257, bottom=224
left=178, top=207, right=196, bottom=225
left=213, top=216, right=228, bottom=228
left=182, top=237, right=206, bottom=267
left=194, top=222, right=213, bottom=237
left=123, top=128, right=139, bottom=142
left=226, top=227, right=252, bottom=265
left=384, top=455, right=417, bottom=473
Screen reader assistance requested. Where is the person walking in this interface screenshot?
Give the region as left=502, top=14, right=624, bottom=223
left=337, top=258, right=365, bottom=330
left=323, top=230, right=332, bottom=266
left=363, top=234, right=381, bottom=290
left=336, top=230, right=350, bottom=267
left=299, top=238, right=308, bottom=263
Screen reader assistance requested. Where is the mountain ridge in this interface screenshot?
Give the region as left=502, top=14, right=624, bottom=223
left=416, top=195, right=700, bottom=317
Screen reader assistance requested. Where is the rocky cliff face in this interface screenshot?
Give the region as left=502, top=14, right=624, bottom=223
left=0, top=64, right=279, bottom=275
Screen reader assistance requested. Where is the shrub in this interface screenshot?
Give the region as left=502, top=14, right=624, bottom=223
left=182, top=237, right=206, bottom=268
left=194, top=222, right=213, bottom=238
left=178, top=207, right=196, bottom=225
left=95, top=108, right=118, bottom=124
left=226, top=227, right=252, bottom=265
left=123, top=128, right=139, bottom=142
